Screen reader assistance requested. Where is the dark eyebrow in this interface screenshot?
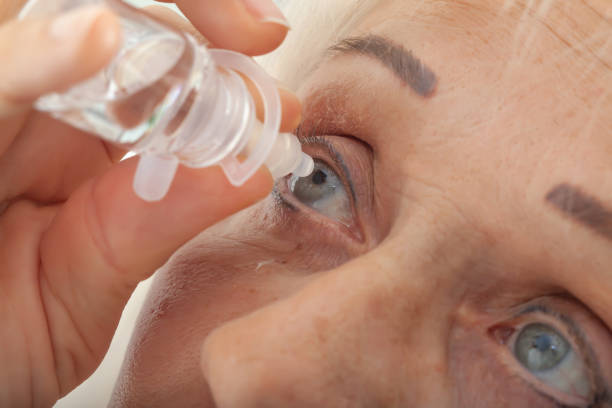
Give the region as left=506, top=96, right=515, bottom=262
left=328, top=34, right=438, bottom=97
left=545, top=183, right=612, bottom=242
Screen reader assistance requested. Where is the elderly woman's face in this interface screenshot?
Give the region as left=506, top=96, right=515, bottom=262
left=111, top=0, right=612, bottom=406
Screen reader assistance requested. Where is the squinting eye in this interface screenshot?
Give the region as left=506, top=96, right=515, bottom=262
left=512, top=323, right=592, bottom=402
left=289, top=160, right=352, bottom=226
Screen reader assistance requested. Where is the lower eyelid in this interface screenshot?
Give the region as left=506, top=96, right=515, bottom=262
left=285, top=134, right=375, bottom=243
left=299, top=136, right=361, bottom=202
left=275, top=171, right=364, bottom=243
left=490, top=310, right=602, bottom=407
left=292, top=161, right=351, bottom=220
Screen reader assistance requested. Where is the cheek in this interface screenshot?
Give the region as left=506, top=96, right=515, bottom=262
left=114, top=198, right=357, bottom=404
left=115, top=255, right=308, bottom=406
left=201, top=247, right=457, bottom=407
left=199, top=196, right=358, bottom=272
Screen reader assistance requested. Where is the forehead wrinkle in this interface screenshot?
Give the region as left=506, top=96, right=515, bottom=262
left=535, top=2, right=612, bottom=74
left=507, top=1, right=611, bottom=90
left=418, top=0, right=611, bottom=129
left=391, top=0, right=611, bottom=74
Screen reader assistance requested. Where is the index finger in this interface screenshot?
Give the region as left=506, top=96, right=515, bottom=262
left=155, top=0, right=290, bottom=56
left=0, top=0, right=26, bottom=23
left=143, top=5, right=301, bottom=132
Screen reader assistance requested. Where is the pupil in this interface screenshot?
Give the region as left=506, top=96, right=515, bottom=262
left=312, top=170, right=327, bottom=185
left=533, top=335, right=553, bottom=353
left=514, top=323, right=570, bottom=373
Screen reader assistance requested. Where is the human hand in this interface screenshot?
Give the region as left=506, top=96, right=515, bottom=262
left=0, top=1, right=300, bottom=406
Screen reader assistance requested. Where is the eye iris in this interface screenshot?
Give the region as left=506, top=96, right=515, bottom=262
left=290, top=161, right=339, bottom=205
left=289, top=160, right=352, bottom=225
left=515, top=323, right=570, bottom=372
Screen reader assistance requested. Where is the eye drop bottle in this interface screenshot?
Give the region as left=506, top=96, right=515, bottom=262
left=20, top=0, right=314, bottom=201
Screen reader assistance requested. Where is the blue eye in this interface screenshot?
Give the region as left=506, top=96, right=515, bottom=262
left=513, top=323, right=592, bottom=401
left=515, top=323, right=569, bottom=371
left=289, top=160, right=352, bottom=225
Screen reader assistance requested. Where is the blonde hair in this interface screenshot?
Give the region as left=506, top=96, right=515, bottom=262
left=261, top=0, right=610, bottom=95
left=259, top=0, right=383, bottom=90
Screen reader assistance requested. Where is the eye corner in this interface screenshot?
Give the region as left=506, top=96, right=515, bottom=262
left=280, top=155, right=365, bottom=241
left=275, top=170, right=366, bottom=245
left=488, top=324, right=516, bottom=345
left=487, top=304, right=606, bottom=408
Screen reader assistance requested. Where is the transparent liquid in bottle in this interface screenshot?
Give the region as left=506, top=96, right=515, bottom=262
left=36, top=0, right=214, bottom=152
left=22, top=0, right=314, bottom=201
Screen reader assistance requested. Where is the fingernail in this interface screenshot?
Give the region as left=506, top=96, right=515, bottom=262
left=50, top=5, right=107, bottom=40
left=241, top=0, right=290, bottom=28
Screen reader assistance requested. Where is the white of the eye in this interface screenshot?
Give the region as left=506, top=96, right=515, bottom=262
left=534, top=348, right=591, bottom=399
left=289, top=162, right=352, bottom=226
left=309, top=188, right=350, bottom=220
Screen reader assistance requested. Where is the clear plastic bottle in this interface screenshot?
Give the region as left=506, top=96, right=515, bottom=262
left=19, top=0, right=314, bottom=201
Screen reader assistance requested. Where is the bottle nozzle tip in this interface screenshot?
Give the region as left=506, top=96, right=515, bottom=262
left=295, top=153, right=314, bottom=178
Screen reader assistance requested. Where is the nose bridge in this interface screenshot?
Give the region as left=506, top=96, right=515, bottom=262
left=201, top=244, right=450, bottom=407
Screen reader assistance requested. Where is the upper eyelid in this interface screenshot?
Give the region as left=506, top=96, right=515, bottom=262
left=291, top=129, right=377, bottom=241
left=517, top=304, right=592, bottom=361
left=514, top=303, right=610, bottom=401
left=283, top=136, right=368, bottom=241
left=297, top=134, right=358, bottom=205
left=518, top=305, right=583, bottom=341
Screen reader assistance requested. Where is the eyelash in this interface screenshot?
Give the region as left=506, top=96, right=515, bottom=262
left=490, top=305, right=609, bottom=408
left=277, top=132, right=363, bottom=240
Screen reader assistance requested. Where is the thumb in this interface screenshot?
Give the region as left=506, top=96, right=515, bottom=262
left=52, top=159, right=274, bottom=279
left=0, top=4, right=121, bottom=117
left=38, top=160, right=273, bottom=391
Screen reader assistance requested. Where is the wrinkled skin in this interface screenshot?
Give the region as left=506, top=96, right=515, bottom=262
left=112, top=1, right=612, bottom=407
